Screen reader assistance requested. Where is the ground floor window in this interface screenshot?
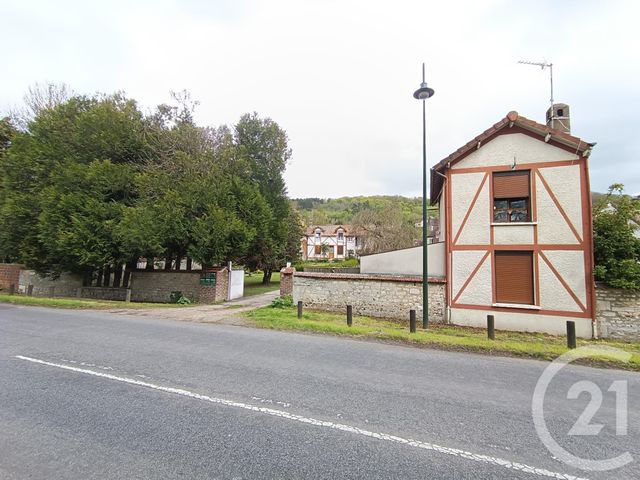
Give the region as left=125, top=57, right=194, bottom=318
left=337, top=245, right=344, bottom=255
left=494, top=251, right=534, bottom=305
left=314, top=245, right=321, bottom=255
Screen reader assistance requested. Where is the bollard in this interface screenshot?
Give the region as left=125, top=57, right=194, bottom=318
left=297, top=301, right=303, bottom=319
left=9, top=284, right=15, bottom=295
left=409, top=309, right=416, bottom=333
left=487, top=314, right=495, bottom=340
left=347, top=305, right=353, bottom=327
left=27, top=284, right=34, bottom=296
left=566, top=321, right=576, bottom=349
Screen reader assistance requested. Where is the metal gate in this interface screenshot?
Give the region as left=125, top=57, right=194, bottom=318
left=228, top=269, right=244, bottom=300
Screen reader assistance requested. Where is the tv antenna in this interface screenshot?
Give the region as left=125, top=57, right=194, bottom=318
left=518, top=60, right=555, bottom=128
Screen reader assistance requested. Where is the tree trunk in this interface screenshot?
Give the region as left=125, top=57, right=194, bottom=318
left=186, top=257, right=193, bottom=271
left=174, top=256, right=182, bottom=270
left=103, top=265, right=111, bottom=287
left=164, top=256, right=172, bottom=271
left=262, top=269, right=272, bottom=285
left=82, top=269, right=93, bottom=287
left=145, top=258, right=154, bottom=271
left=123, top=260, right=136, bottom=288
left=113, top=262, right=123, bottom=287
left=96, top=268, right=103, bottom=287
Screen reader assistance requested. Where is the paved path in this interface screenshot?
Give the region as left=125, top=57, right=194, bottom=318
left=1, top=304, right=638, bottom=479
left=102, top=290, right=279, bottom=324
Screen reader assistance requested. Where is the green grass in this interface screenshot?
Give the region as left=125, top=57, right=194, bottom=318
left=246, top=306, right=640, bottom=371
left=243, top=272, right=281, bottom=297
left=0, top=294, right=193, bottom=310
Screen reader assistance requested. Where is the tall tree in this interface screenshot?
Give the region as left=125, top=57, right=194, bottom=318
left=593, top=184, right=640, bottom=290
left=235, top=113, right=296, bottom=283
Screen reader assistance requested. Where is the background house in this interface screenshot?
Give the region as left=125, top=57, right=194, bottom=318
left=431, top=106, right=596, bottom=337
left=302, top=225, right=362, bottom=260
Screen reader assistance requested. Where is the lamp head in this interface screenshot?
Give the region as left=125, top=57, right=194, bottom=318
left=413, top=82, right=435, bottom=100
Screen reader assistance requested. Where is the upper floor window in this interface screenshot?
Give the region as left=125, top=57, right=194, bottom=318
left=493, top=171, right=530, bottom=223
left=315, top=229, right=321, bottom=239
left=337, top=231, right=344, bottom=241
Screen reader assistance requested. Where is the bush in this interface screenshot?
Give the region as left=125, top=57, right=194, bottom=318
left=170, top=291, right=192, bottom=304
left=271, top=295, right=293, bottom=308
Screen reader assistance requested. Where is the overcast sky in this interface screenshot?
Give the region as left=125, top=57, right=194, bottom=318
left=2, top=0, right=639, bottom=198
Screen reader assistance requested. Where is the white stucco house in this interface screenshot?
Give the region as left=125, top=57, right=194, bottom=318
left=302, top=225, right=363, bottom=260
left=431, top=107, right=596, bottom=337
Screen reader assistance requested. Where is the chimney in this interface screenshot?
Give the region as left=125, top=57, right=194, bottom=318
left=546, top=103, right=571, bottom=133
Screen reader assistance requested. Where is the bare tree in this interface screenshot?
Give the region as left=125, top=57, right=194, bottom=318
left=352, top=205, right=418, bottom=255
left=10, top=82, right=72, bottom=130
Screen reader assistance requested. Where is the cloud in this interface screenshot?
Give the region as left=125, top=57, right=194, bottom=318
left=2, top=0, right=639, bottom=196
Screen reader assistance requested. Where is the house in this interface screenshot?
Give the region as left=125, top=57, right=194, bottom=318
left=302, top=225, right=362, bottom=260
left=431, top=106, right=596, bottom=338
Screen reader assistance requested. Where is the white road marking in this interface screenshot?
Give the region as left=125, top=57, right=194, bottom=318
left=15, top=355, right=587, bottom=480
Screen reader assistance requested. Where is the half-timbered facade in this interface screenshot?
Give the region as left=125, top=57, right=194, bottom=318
left=431, top=110, right=596, bottom=337
left=302, top=225, right=362, bottom=260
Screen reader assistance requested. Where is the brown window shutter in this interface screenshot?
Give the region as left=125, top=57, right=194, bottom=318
left=495, top=251, right=534, bottom=304
left=337, top=245, right=344, bottom=255
left=493, top=171, right=530, bottom=199
left=314, top=245, right=321, bottom=254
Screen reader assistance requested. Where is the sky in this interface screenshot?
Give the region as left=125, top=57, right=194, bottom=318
left=2, top=0, right=639, bottom=198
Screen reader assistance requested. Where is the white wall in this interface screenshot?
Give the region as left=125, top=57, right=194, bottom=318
left=450, top=307, right=592, bottom=338
left=360, top=243, right=445, bottom=277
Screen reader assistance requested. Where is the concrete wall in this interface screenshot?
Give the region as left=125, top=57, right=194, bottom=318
left=18, top=270, right=83, bottom=297
left=0, top=263, right=23, bottom=291
left=360, top=243, right=445, bottom=277
left=450, top=307, right=593, bottom=338
left=292, top=272, right=445, bottom=323
left=596, top=284, right=640, bottom=340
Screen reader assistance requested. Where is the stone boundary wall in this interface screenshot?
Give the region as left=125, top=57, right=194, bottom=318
left=302, top=267, right=361, bottom=274
left=595, top=284, right=640, bottom=340
left=0, top=263, right=23, bottom=291
left=291, top=271, right=446, bottom=323
left=18, top=270, right=84, bottom=297
left=79, top=287, right=130, bottom=302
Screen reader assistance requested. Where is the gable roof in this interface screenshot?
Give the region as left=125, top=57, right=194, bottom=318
left=430, top=111, right=595, bottom=203
left=305, top=225, right=358, bottom=236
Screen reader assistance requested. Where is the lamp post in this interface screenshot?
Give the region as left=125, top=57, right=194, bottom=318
left=413, top=63, right=434, bottom=329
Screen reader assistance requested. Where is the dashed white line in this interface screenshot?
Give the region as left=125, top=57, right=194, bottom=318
left=15, top=355, right=588, bottom=480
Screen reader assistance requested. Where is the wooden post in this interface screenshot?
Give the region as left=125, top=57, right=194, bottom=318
left=410, top=309, right=416, bottom=333
left=297, top=301, right=303, bottom=319
left=566, top=321, right=576, bottom=349
left=487, top=315, right=495, bottom=340
left=347, top=305, right=353, bottom=327
left=27, top=284, right=34, bottom=296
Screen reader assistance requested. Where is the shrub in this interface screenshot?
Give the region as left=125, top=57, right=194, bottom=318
left=271, top=295, right=293, bottom=308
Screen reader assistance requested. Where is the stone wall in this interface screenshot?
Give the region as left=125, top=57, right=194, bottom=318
left=18, top=270, right=84, bottom=297
left=292, top=272, right=445, bottom=323
left=0, top=263, right=23, bottom=291
left=595, top=284, right=640, bottom=340
left=79, top=287, right=130, bottom=302
left=129, top=268, right=229, bottom=304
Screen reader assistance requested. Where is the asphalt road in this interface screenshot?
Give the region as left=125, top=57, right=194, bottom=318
left=1, top=303, right=638, bottom=479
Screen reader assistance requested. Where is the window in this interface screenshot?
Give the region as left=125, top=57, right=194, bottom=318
left=314, top=245, right=321, bottom=255
left=557, top=108, right=564, bottom=117
left=337, top=231, right=344, bottom=241
left=315, top=229, right=321, bottom=239
left=337, top=245, right=344, bottom=255
left=493, top=171, right=530, bottom=222
left=494, top=251, right=534, bottom=305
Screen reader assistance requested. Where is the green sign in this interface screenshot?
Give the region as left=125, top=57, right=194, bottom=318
left=200, top=272, right=217, bottom=286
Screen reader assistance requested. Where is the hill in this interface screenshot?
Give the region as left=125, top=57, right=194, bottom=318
left=292, top=196, right=437, bottom=225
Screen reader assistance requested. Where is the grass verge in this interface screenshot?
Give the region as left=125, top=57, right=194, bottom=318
left=245, top=306, right=640, bottom=371
left=0, top=294, right=192, bottom=310
left=243, top=272, right=280, bottom=297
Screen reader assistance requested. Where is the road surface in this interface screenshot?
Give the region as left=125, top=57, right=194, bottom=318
left=1, top=303, right=638, bottom=479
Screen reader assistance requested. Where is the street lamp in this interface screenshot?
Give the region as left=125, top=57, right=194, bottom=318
left=413, top=63, right=434, bottom=329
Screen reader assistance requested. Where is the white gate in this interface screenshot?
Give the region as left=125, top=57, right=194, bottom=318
left=228, top=269, right=244, bottom=300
